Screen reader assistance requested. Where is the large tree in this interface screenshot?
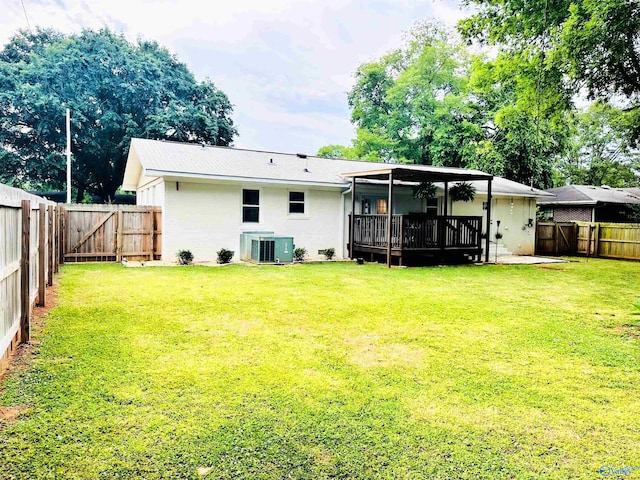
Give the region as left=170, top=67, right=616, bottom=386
left=556, top=102, right=639, bottom=186
left=347, top=22, right=481, bottom=166
left=459, top=0, right=640, bottom=139
left=0, top=28, right=236, bottom=202
left=323, top=22, right=570, bottom=187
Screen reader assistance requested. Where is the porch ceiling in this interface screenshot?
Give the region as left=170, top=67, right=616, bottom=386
left=341, top=165, right=493, bottom=183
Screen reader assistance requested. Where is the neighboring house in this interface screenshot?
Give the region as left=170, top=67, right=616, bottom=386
left=122, top=138, right=550, bottom=263
left=538, top=185, right=640, bottom=223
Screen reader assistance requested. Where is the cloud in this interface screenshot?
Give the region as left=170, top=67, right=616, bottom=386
left=3, top=0, right=468, bottom=155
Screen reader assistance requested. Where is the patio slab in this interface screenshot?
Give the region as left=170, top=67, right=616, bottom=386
left=494, top=255, right=567, bottom=265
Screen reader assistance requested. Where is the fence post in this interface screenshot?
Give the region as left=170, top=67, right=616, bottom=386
left=148, top=209, right=155, bottom=261
left=48, top=205, right=54, bottom=282
left=20, top=200, right=31, bottom=343
left=37, top=204, right=46, bottom=307
left=115, top=210, right=123, bottom=262
left=594, top=223, right=601, bottom=257
left=58, top=208, right=66, bottom=266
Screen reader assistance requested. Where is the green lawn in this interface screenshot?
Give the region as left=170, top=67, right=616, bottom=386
left=1, top=260, right=639, bottom=479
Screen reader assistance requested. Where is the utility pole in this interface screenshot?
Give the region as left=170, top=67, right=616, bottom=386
left=66, top=108, right=71, bottom=203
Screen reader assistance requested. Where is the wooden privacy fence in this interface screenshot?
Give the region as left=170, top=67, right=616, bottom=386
left=1, top=185, right=59, bottom=371
left=535, top=222, right=577, bottom=255
left=576, top=222, right=640, bottom=260
left=536, top=221, right=640, bottom=261
left=61, top=205, right=161, bottom=262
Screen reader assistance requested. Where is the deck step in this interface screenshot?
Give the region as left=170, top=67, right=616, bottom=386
left=483, top=242, right=513, bottom=258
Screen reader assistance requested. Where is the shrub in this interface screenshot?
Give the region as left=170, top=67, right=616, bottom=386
left=177, top=250, right=194, bottom=265
left=294, top=247, right=307, bottom=262
left=217, top=248, right=234, bottom=264
left=323, top=248, right=336, bottom=260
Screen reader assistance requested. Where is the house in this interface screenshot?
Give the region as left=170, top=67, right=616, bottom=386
left=121, top=138, right=551, bottom=265
left=538, top=185, right=640, bottom=223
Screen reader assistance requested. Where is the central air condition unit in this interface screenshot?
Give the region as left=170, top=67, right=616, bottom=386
left=250, top=236, right=294, bottom=263
left=239, top=232, right=274, bottom=260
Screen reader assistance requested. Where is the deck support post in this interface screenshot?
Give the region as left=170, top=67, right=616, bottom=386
left=441, top=182, right=449, bottom=255
left=485, top=178, right=492, bottom=263
left=349, top=177, right=356, bottom=259
left=386, top=170, right=394, bottom=268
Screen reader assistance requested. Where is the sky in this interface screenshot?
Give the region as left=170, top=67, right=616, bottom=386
left=2, top=0, right=468, bottom=155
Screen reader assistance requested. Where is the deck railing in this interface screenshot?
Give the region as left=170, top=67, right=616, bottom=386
left=353, top=214, right=482, bottom=250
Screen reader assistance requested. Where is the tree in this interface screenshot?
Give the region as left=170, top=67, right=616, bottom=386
left=464, top=56, right=573, bottom=187
left=0, top=28, right=236, bottom=202
left=348, top=22, right=481, bottom=166
left=459, top=0, right=640, bottom=138
left=316, top=144, right=360, bottom=159
left=338, top=22, right=570, bottom=187
left=555, top=102, right=639, bottom=186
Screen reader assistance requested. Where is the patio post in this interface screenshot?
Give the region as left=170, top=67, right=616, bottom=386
left=441, top=181, right=449, bottom=253
left=350, top=177, right=356, bottom=259
left=485, top=178, right=492, bottom=263
left=386, top=170, right=394, bottom=268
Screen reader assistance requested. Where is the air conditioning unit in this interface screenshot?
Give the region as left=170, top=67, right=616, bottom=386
left=249, top=236, right=294, bottom=263
left=239, top=231, right=274, bottom=260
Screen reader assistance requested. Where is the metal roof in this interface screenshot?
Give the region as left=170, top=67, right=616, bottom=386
left=340, top=165, right=492, bottom=182
left=538, top=185, right=640, bottom=206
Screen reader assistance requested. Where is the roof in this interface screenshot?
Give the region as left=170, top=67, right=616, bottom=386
left=123, top=138, right=399, bottom=189
left=340, top=165, right=491, bottom=183
left=469, top=177, right=552, bottom=198
left=538, top=185, right=640, bottom=206
left=622, top=187, right=640, bottom=197
left=121, top=138, right=547, bottom=197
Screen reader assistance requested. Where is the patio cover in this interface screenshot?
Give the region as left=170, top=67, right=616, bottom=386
left=341, top=165, right=494, bottom=266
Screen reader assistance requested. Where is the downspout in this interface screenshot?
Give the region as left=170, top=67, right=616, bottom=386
left=350, top=177, right=357, bottom=259
left=341, top=185, right=352, bottom=259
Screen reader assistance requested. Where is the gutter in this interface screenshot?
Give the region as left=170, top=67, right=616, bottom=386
left=145, top=169, right=348, bottom=189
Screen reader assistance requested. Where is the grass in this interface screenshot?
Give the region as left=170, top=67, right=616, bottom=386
left=1, top=259, right=639, bottom=479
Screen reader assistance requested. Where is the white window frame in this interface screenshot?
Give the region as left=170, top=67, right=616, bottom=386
left=242, top=188, right=261, bottom=224
left=288, top=190, right=306, bottom=215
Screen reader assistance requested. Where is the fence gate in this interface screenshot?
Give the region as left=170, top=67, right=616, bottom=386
left=62, top=205, right=161, bottom=262
left=535, top=222, right=577, bottom=255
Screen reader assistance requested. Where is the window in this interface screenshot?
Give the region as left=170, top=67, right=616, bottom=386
left=426, top=198, right=438, bottom=216
left=376, top=198, right=387, bottom=215
left=289, top=191, right=305, bottom=214
left=243, top=189, right=259, bottom=223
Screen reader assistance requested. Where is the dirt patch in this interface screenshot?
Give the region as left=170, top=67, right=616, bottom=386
left=347, top=333, right=425, bottom=369
left=0, top=405, right=28, bottom=422
left=614, top=324, right=640, bottom=340
left=0, top=283, right=58, bottom=386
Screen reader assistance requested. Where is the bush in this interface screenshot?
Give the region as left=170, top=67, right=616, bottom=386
left=323, top=248, right=335, bottom=260
left=217, top=248, right=234, bottom=264
left=177, top=250, right=194, bottom=265
left=294, top=247, right=307, bottom=262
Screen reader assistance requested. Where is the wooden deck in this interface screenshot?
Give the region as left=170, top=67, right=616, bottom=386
left=351, top=214, right=483, bottom=265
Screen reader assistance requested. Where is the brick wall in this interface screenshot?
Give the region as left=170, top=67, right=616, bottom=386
left=553, top=207, right=592, bottom=222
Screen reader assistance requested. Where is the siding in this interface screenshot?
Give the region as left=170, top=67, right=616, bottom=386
left=162, top=180, right=344, bottom=262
